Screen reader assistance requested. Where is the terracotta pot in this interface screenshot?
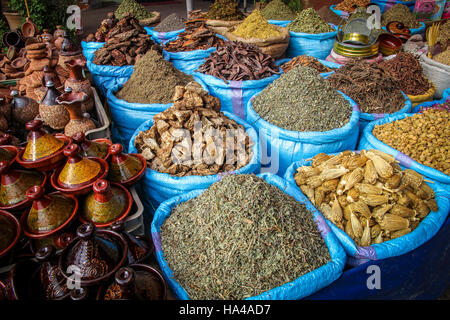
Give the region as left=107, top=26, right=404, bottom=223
left=64, top=59, right=93, bottom=113
left=39, top=81, right=69, bottom=130
left=40, top=29, right=54, bottom=44
left=72, top=132, right=111, bottom=159
left=3, top=12, right=23, bottom=32
left=21, top=17, right=39, bottom=38
left=106, top=144, right=146, bottom=187
left=10, top=89, right=39, bottom=127
left=0, top=210, right=21, bottom=259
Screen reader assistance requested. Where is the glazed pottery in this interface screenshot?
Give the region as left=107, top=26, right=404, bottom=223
left=58, top=223, right=128, bottom=286
left=21, top=185, right=78, bottom=239
left=51, top=143, right=108, bottom=195
left=72, top=132, right=111, bottom=159
left=80, top=179, right=132, bottom=228
left=16, top=120, right=71, bottom=171
left=10, top=90, right=39, bottom=127
left=0, top=210, right=21, bottom=259
left=56, top=87, right=95, bottom=137
left=0, top=145, right=17, bottom=162
left=39, top=81, right=69, bottom=130
left=64, top=59, right=94, bottom=113
left=97, top=264, right=166, bottom=300
left=69, top=287, right=89, bottom=300
left=0, top=157, right=47, bottom=211
left=59, top=31, right=81, bottom=56
left=42, top=65, right=62, bottom=89
left=30, top=230, right=74, bottom=255
left=107, top=144, right=146, bottom=187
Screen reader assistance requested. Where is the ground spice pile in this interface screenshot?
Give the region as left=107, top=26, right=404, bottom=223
left=153, top=13, right=186, bottom=32
left=116, top=50, right=193, bottom=104
left=261, top=0, right=296, bottom=21
left=281, top=55, right=332, bottom=73
left=232, top=9, right=280, bottom=39
left=115, top=0, right=154, bottom=20
left=327, top=61, right=405, bottom=114
left=287, top=8, right=334, bottom=34
left=317, top=5, right=343, bottom=25
left=161, top=174, right=330, bottom=300
left=381, top=4, right=421, bottom=28
left=196, top=41, right=280, bottom=81
left=433, top=48, right=450, bottom=66
left=253, top=65, right=352, bottom=132
left=335, top=0, right=370, bottom=13
left=205, top=0, right=245, bottom=21
left=379, top=52, right=431, bottom=96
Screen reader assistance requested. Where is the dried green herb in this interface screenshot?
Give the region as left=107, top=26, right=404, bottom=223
left=115, top=0, right=154, bottom=20
left=153, top=13, right=185, bottom=32
left=205, top=0, right=245, bottom=21
left=381, top=4, right=420, bottom=28
left=261, top=0, right=296, bottom=21
left=287, top=8, right=334, bottom=34
left=161, top=174, right=330, bottom=300
left=253, top=65, right=352, bottom=132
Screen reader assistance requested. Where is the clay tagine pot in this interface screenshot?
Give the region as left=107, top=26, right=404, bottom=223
left=39, top=81, right=70, bottom=130
left=40, top=29, right=54, bottom=45
left=29, top=230, right=74, bottom=256
left=64, top=58, right=94, bottom=113
left=0, top=134, right=20, bottom=149
left=20, top=185, right=78, bottom=239
left=51, top=143, right=108, bottom=196
left=72, top=132, right=111, bottom=159
left=58, top=223, right=128, bottom=287
left=0, top=210, right=21, bottom=259
left=10, top=90, right=39, bottom=129
left=110, top=220, right=154, bottom=265
left=56, top=87, right=96, bottom=137
left=57, top=31, right=84, bottom=71
left=0, top=158, right=47, bottom=211
left=107, top=144, right=146, bottom=187
left=97, top=264, right=167, bottom=300
left=80, top=179, right=132, bottom=228
left=0, top=145, right=17, bottom=162
left=16, top=120, right=71, bottom=171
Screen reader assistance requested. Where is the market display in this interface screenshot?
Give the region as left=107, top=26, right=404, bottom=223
left=134, top=82, right=253, bottom=176
left=232, top=9, right=281, bottom=39
left=84, top=12, right=119, bottom=42
left=161, top=174, right=330, bottom=299
left=293, top=150, right=439, bottom=245
left=205, top=0, right=245, bottom=21
left=261, top=0, right=296, bottom=21
left=115, top=0, right=155, bottom=21
left=335, top=0, right=370, bottom=13
left=281, top=55, right=333, bottom=73
left=196, top=41, right=280, bottom=81
left=116, top=50, right=193, bottom=104
left=317, top=5, right=343, bottom=25
left=287, top=8, right=334, bottom=34
left=153, top=13, right=186, bottom=32
left=381, top=4, right=421, bottom=29
left=252, top=65, right=352, bottom=132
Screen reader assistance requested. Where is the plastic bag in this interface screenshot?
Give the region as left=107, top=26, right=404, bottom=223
left=286, top=25, right=337, bottom=60
left=151, top=172, right=346, bottom=300
left=372, top=0, right=416, bottom=12
left=329, top=4, right=350, bottom=19
left=276, top=57, right=342, bottom=78
left=245, top=91, right=360, bottom=175
left=284, top=157, right=450, bottom=265
left=145, top=26, right=185, bottom=45
left=81, top=41, right=104, bottom=61
left=86, top=59, right=134, bottom=96
left=106, top=85, right=172, bottom=149
left=420, top=54, right=450, bottom=100
left=128, top=111, right=261, bottom=211
left=268, top=19, right=292, bottom=27
left=358, top=113, right=450, bottom=185
left=163, top=47, right=217, bottom=75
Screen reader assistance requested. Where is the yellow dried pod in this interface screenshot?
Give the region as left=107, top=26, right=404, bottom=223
left=410, top=219, right=420, bottom=231
left=360, top=193, right=390, bottom=207
left=345, top=220, right=355, bottom=239
left=416, top=201, right=431, bottom=219
left=355, top=183, right=383, bottom=195
left=425, top=198, right=438, bottom=212
left=365, top=151, right=394, bottom=179
left=319, top=167, right=349, bottom=181
left=311, top=153, right=332, bottom=168
left=346, top=188, right=360, bottom=203
left=306, top=175, right=324, bottom=189
left=390, top=228, right=411, bottom=240
left=350, top=212, right=363, bottom=238
left=403, top=169, right=424, bottom=190
left=370, top=149, right=397, bottom=163
left=390, top=204, right=415, bottom=218
left=385, top=173, right=402, bottom=189
left=371, top=224, right=382, bottom=238
left=342, top=154, right=369, bottom=171
left=416, top=183, right=435, bottom=200
left=380, top=214, right=410, bottom=232
left=321, top=179, right=339, bottom=192
left=397, top=192, right=412, bottom=207
left=318, top=152, right=350, bottom=171
left=364, top=159, right=378, bottom=184
left=391, top=162, right=402, bottom=173
left=300, top=185, right=315, bottom=203
left=344, top=167, right=364, bottom=192
left=294, top=172, right=307, bottom=186
left=315, top=187, right=325, bottom=207
left=360, top=220, right=371, bottom=247
left=297, top=166, right=321, bottom=178
left=372, top=204, right=393, bottom=223
left=331, top=195, right=343, bottom=223
left=320, top=203, right=333, bottom=219
left=373, top=232, right=384, bottom=244
left=343, top=204, right=352, bottom=221
left=405, top=190, right=422, bottom=207
left=348, top=200, right=371, bottom=218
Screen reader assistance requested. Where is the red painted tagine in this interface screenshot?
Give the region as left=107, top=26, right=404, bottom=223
left=0, top=210, right=21, bottom=259
left=107, top=144, right=146, bottom=186
left=72, top=132, right=111, bottom=159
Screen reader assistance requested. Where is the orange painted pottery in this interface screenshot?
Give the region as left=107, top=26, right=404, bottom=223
left=21, top=185, right=78, bottom=239
left=64, top=58, right=94, bottom=113
left=107, top=144, right=146, bottom=187
left=58, top=223, right=128, bottom=286
left=51, top=143, right=108, bottom=195
left=72, top=132, right=111, bottom=159
left=0, top=210, right=21, bottom=259
left=79, top=179, right=132, bottom=228
left=16, top=120, right=71, bottom=171
left=0, top=145, right=18, bottom=163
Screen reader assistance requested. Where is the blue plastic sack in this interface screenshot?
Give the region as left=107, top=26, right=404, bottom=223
left=358, top=92, right=412, bottom=131
left=151, top=172, right=346, bottom=300
left=276, top=57, right=341, bottom=78
left=412, top=96, right=448, bottom=113
left=442, top=87, right=450, bottom=100
left=86, top=58, right=134, bottom=96
left=245, top=91, right=360, bottom=175
left=107, top=85, right=172, bottom=149
left=329, top=4, right=350, bottom=19
left=81, top=41, right=105, bottom=61
left=128, top=111, right=261, bottom=210
left=284, top=156, right=450, bottom=265
left=268, top=19, right=292, bottom=27
left=286, top=25, right=337, bottom=60
left=382, top=21, right=426, bottom=35
left=371, top=0, right=416, bottom=13
left=145, top=26, right=185, bottom=45
left=163, top=47, right=217, bottom=75
left=358, top=113, right=450, bottom=185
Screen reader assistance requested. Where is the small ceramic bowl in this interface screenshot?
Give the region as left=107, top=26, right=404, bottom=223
left=379, top=33, right=402, bottom=56
left=0, top=210, right=21, bottom=259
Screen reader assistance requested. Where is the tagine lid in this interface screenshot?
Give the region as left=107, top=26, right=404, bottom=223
left=21, top=120, right=66, bottom=162
left=80, top=179, right=132, bottom=227
left=0, top=144, right=18, bottom=162
left=22, top=185, right=78, bottom=238
left=72, top=132, right=111, bottom=159
left=108, top=144, right=146, bottom=186
left=0, top=210, right=21, bottom=258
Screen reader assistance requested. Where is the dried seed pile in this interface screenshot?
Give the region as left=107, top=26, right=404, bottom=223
left=327, top=60, right=405, bottom=114
left=261, top=0, right=296, bottom=21
left=85, top=12, right=118, bottom=42
left=163, top=21, right=225, bottom=52
left=116, top=50, right=193, bottom=104
left=294, top=150, right=438, bottom=246
left=134, top=82, right=253, bottom=176
left=382, top=4, right=421, bottom=28
left=153, top=13, right=186, bottom=32
left=335, top=0, right=370, bottom=13
left=281, top=55, right=332, bottom=73
left=161, top=174, right=331, bottom=300
left=373, top=109, right=450, bottom=175
left=433, top=47, right=450, bottom=66
left=205, top=0, right=245, bottom=21
left=196, top=41, right=280, bottom=81
left=287, top=8, right=334, bottom=34
left=317, top=5, right=343, bottom=25
left=115, top=0, right=154, bottom=20
left=93, top=13, right=159, bottom=66
left=379, top=52, right=431, bottom=96
left=232, top=9, right=281, bottom=39
left=417, top=101, right=450, bottom=113
left=252, top=65, right=352, bottom=132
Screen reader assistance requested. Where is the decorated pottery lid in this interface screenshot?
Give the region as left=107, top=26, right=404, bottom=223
left=41, top=81, right=62, bottom=106
left=59, top=31, right=82, bottom=56
left=55, top=88, right=88, bottom=105
left=58, top=223, right=128, bottom=286
left=72, top=132, right=111, bottom=159
left=22, top=185, right=78, bottom=238
left=0, top=210, right=21, bottom=258
left=0, top=145, right=17, bottom=162
left=80, top=179, right=132, bottom=227
left=107, top=144, right=146, bottom=186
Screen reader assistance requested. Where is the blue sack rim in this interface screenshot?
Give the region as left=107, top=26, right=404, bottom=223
left=359, top=91, right=412, bottom=121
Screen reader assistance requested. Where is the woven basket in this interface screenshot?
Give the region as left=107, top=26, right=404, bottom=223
left=139, top=11, right=161, bottom=27
left=407, top=81, right=437, bottom=107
